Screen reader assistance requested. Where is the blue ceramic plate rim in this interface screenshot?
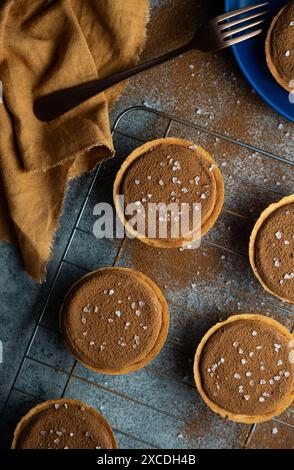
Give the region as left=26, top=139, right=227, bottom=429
left=224, top=0, right=294, bottom=122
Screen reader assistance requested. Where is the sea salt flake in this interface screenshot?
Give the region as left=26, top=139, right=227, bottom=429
left=89, top=341, right=95, bottom=346
left=274, top=375, right=281, bottom=381
left=275, top=231, right=282, bottom=240
left=83, top=305, right=90, bottom=313
left=53, top=439, right=60, bottom=444
left=243, top=395, right=250, bottom=401
left=277, top=360, right=283, bottom=366
left=109, top=289, right=115, bottom=296
left=241, top=359, right=247, bottom=365
left=81, top=317, right=86, bottom=324
left=285, top=50, right=290, bottom=57
left=274, top=343, right=281, bottom=350
left=239, top=348, right=243, bottom=355
left=284, top=371, right=290, bottom=378
left=115, top=310, right=122, bottom=318
left=54, top=404, right=60, bottom=410
left=139, top=301, right=145, bottom=307
left=233, top=341, right=239, bottom=348
left=260, top=380, right=266, bottom=385
left=269, top=379, right=274, bottom=385
left=252, top=330, right=257, bottom=336
left=245, top=371, right=252, bottom=377
left=259, top=397, right=265, bottom=403
left=234, top=373, right=240, bottom=379
left=272, top=427, right=278, bottom=435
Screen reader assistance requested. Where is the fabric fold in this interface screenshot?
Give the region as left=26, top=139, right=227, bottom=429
left=0, top=0, right=149, bottom=281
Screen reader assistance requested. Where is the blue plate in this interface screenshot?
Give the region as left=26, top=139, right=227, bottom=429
left=224, top=0, right=294, bottom=122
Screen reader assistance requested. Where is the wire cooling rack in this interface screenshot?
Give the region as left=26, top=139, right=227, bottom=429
left=1, top=106, right=293, bottom=449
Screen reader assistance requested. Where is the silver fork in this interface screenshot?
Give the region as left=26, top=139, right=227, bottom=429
left=34, top=2, right=269, bottom=121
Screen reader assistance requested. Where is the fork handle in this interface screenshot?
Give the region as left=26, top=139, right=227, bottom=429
left=34, top=42, right=192, bottom=121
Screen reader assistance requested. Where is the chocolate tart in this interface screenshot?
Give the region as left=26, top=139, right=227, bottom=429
left=60, top=267, right=169, bottom=375
left=11, top=398, right=117, bottom=449
left=194, top=314, right=294, bottom=424
left=113, top=138, right=224, bottom=248
left=249, top=194, right=294, bottom=304
left=265, top=2, right=294, bottom=92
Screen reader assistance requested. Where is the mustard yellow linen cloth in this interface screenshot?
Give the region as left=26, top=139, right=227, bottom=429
left=0, top=0, right=149, bottom=281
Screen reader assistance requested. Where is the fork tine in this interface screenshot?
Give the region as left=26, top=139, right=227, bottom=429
left=222, top=19, right=266, bottom=39
left=220, top=10, right=269, bottom=31
left=216, top=2, right=269, bottom=24
left=224, top=29, right=263, bottom=47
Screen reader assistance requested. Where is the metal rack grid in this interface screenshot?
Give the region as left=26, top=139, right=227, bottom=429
left=1, top=106, right=293, bottom=449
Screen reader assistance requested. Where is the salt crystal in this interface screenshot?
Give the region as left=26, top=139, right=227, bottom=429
left=285, top=50, right=290, bottom=57
left=234, top=373, right=240, bottom=379
left=233, top=341, right=239, bottom=348
left=275, top=231, right=282, bottom=240
left=245, top=371, right=252, bottom=377
left=135, top=179, right=140, bottom=185
left=139, top=301, right=145, bottom=307
left=54, top=404, right=60, bottom=410
left=277, top=360, right=283, bottom=366
left=259, top=397, right=265, bottom=403
left=272, top=427, right=278, bottom=435
left=243, top=395, right=250, bottom=401
left=260, top=380, right=266, bottom=385
left=252, top=330, right=257, bottom=336
left=201, top=193, right=206, bottom=199
left=115, top=310, right=122, bottom=318
left=284, top=371, right=290, bottom=378
left=274, top=375, right=281, bottom=381
left=109, top=289, right=115, bottom=295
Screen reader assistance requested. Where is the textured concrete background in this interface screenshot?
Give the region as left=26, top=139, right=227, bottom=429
left=0, top=0, right=293, bottom=449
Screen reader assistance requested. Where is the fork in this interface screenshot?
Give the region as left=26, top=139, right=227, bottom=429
left=34, top=2, right=269, bottom=121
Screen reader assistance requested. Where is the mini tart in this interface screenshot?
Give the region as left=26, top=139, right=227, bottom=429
left=249, top=194, right=294, bottom=304
left=265, top=2, right=294, bottom=92
left=194, top=314, right=294, bottom=424
left=11, top=398, right=117, bottom=449
left=60, top=267, right=169, bottom=375
left=113, top=137, right=224, bottom=248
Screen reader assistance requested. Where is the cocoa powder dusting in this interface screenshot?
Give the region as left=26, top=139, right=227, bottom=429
left=255, top=202, right=294, bottom=303
left=61, top=269, right=163, bottom=370
left=16, top=402, right=114, bottom=449
left=120, top=143, right=217, bottom=240
left=199, top=320, right=294, bottom=415
left=270, top=2, right=294, bottom=84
